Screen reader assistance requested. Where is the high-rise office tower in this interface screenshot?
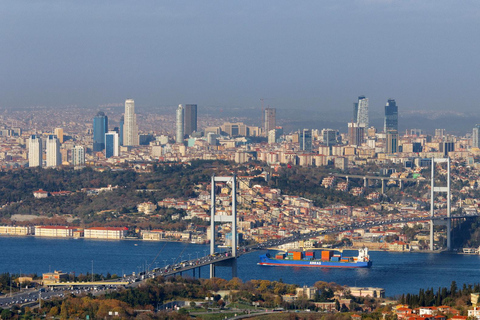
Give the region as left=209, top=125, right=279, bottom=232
left=72, top=146, right=85, bottom=166
left=473, top=125, right=480, bottom=148
left=123, top=99, right=138, bottom=146
left=105, top=131, right=119, bottom=158
left=176, top=104, right=184, bottom=143
left=46, top=135, right=61, bottom=167
left=322, top=129, right=337, bottom=146
left=119, top=115, right=124, bottom=146
left=353, top=102, right=359, bottom=123
left=54, top=128, right=64, bottom=143
left=300, top=129, right=313, bottom=152
left=183, top=104, right=197, bottom=136
left=93, top=111, right=108, bottom=151
left=28, top=135, right=43, bottom=168
left=356, top=96, right=369, bottom=128
left=386, top=131, right=399, bottom=154
left=264, top=108, right=276, bottom=135
left=384, top=99, right=398, bottom=133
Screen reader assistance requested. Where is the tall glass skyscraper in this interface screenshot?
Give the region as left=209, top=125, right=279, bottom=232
left=300, top=129, right=312, bottom=152
left=123, top=99, right=138, bottom=146
left=93, top=111, right=108, bottom=152
left=119, top=115, right=124, bottom=146
left=184, top=104, right=197, bottom=136
left=356, top=96, right=369, bottom=128
left=384, top=99, right=398, bottom=133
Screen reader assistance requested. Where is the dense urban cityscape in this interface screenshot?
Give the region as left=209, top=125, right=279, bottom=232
left=1, top=96, right=480, bottom=319
left=2, top=0, right=480, bottom=318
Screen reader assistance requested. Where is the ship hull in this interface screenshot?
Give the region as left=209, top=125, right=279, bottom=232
left=258, top=254, right=372, bottom=268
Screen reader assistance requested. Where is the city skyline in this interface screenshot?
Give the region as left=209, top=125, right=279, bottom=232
left=1, top=1, right=479, bottom=114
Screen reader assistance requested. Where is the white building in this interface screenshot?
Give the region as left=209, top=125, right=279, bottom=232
left=35, top=226, right=75, bottom=238
left=123, top=99, right=138, bottom=146
left=28, top=135, right=43, bottom=167
left=105, top=131, right=119, bottom=158
left=46, top=135, right=61, bottom=167
left=72, top=146, right=85, bottom=166
left=84, top=227, right=128, bottom=239
left=176, top=104, right=184, bottom=143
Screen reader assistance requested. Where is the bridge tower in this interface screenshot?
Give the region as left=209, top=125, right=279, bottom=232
left=429, top=158, right=451, bottom=251
left=209, top=175, right=238, bottom=278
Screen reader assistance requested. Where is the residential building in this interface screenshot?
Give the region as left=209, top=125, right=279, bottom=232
left=384, top=99, right=398, bottom=132
left=93, top=111, right=108, bottom=151
left=105, top=131, right=119, bottom=158
left=28, top=135, right=42, bottom=167
left=348, top=122, right=364, bottom=146
left=123, top=99, right=138, bottom=146
left=46, top=135, right=61, bottom=167
left=176, top=104, right=184, bottom=143
left=72, top=146, right=85, bottom=166
left=119, top=115, right=124, bottom=146
left=54, top=128, right=64, bottom=143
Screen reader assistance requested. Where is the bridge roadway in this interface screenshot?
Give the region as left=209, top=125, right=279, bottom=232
left=332, top=173, right=424, bottom=182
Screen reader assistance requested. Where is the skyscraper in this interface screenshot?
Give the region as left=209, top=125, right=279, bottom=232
left=300, top=129, right=312, bottom=152
left=348, top=122, right=365, bottom=146
left=473, top=125, right=480, bottom=148
left=176, top=104, right=184, bottom=143
left=356, top=96, right=369, bottom=128
left=386, top=131, right=399, bottom=154
left=46, top=135, right=61, bottom=167
left=72, top=146, right=85, bottom=166
left=93, top=111, right=108, bottom=151
left=264, top=108, right=276, bottom=135
left=105, top=131, right=119, bottom=158
left=28, top=135, right=42, bottom=168
left=184, top=104, right=197, bottom=136
left=123, top=99, right=138, bottom=146
left=384, top=99, right=398, bottom=133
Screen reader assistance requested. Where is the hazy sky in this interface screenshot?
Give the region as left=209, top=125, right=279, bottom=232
left=1, top=0, right=479, bottom=116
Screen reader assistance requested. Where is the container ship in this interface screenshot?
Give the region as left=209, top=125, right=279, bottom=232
left=258, top=248, right=372, bottom=268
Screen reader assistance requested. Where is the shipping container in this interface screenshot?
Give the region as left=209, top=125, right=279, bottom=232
left=292, top=252, right=302, bottom=260
left=321, top=250, right=333, bottom=260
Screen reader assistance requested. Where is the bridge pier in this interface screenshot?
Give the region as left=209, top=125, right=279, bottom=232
left=210, top=264, right=215, bottom=278
left=399, top=179, right=403, bottom=190
left=364, top=177, right=367, bottom=188
left=381, top=179, right=385, bottom=194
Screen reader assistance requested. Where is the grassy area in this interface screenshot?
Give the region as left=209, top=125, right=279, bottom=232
left=250, top=313, right=323, bottom=319
left=227, top=301, right=258, bottom=310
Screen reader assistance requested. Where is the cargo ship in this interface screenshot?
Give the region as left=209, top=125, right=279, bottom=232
left=258, top=248, right=372, bottom=268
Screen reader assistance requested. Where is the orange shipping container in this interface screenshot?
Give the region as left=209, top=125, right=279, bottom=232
left=292, top=252, right=302, bottom=260
left=321, top=251, right=333, bottom=260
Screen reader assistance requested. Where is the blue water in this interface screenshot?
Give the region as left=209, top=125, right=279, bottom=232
left=2, top=237, right=480, bottom=297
